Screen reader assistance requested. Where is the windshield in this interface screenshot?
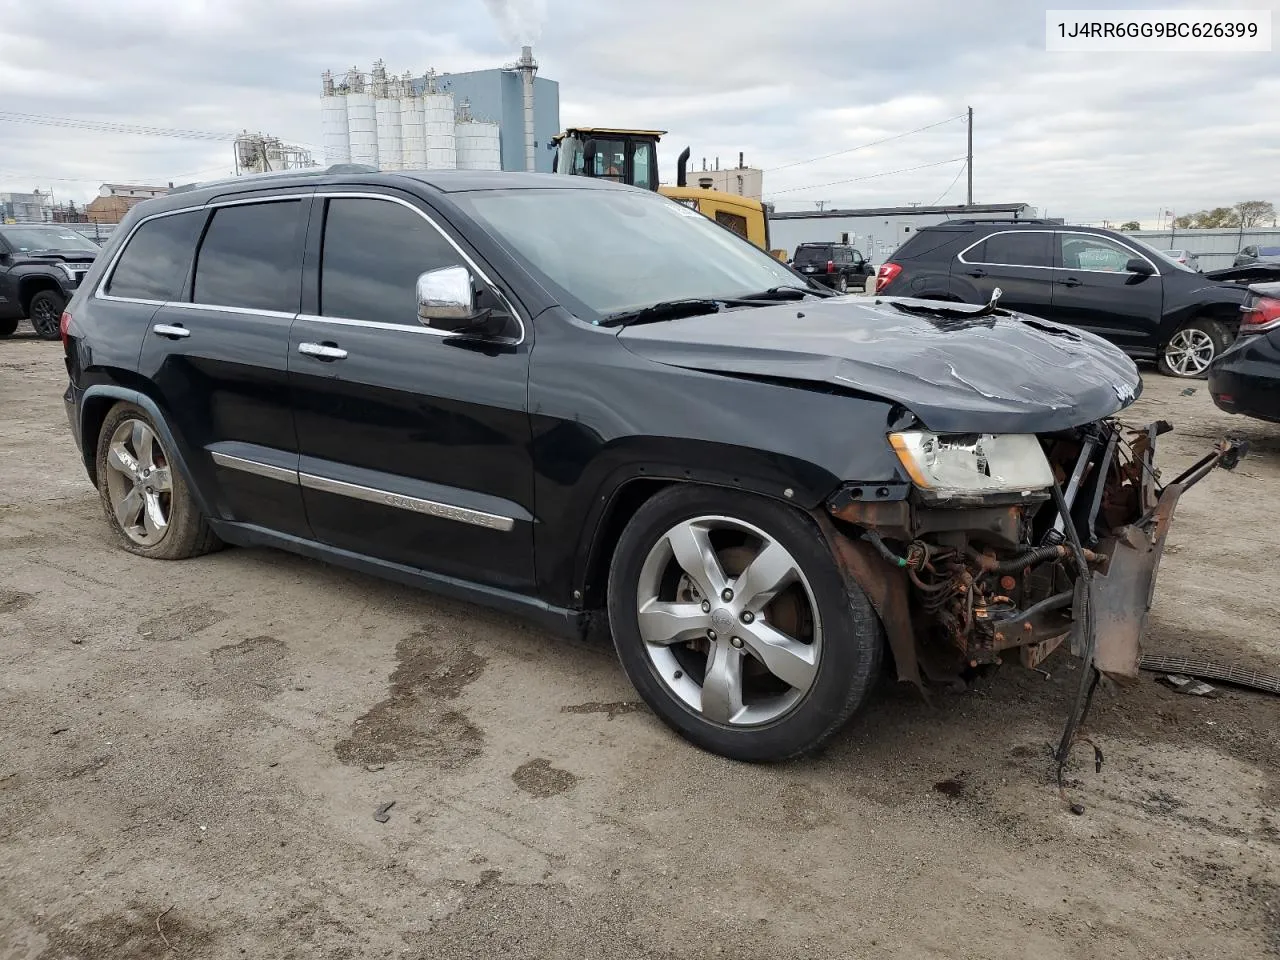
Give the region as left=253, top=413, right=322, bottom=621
left=0, top=225, right=100, bottom=253
left=454, top=187, right=799, bottom=318
left=1127, top=235, right=1195, bottom=273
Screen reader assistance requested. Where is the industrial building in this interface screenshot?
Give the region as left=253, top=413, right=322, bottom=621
left=86, top=184, right=171, bottom=224
left=685, top=155, right=764, bottom=200
left=320, top=49, right=560, bottom=174
left=768, top=202, right=1037, bottom=261
left=0, top=190, right=51, bottom=222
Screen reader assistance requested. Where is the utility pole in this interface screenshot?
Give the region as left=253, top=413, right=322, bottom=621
left=966, top=106, right=973, bottom=206
left=815, top=200, right=828, bottom=211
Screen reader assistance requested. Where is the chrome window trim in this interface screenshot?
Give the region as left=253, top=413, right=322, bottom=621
left=311, top=191, right=527, bottom=345
left=1057, top=230, right=1161, bottom=277
left=298, top=473, right=515, bottom=532
left=956, top=230, right=1056, bottom=270
left=210, top=451, right=299, bottom=485
left=296, top=313, right=455, bottom=338
left=94, top=194, right=307, bottom=305
left=956, top=229, right=1161, bottom=277
left=168, top=301, right=297, bottom=320
left=95, top=190, right=528, bottom=344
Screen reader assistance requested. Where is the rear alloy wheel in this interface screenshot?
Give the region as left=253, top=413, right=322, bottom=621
left=95, top=403, right=221, bottom=559
left=836, top=275, right=848, bottom=294
left=28, top=289, right=65, bottom=341
left=1159, top=317, right=1230, bottom=379
left=607, top=486, right=883, bottom=761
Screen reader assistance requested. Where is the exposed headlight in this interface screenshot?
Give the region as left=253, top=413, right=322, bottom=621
left=888, top=431, right=1054, bottom=499
left=58, top=263, right=81, bottom=282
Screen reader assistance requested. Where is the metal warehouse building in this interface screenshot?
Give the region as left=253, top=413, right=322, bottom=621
left=768, top=202, right=1037, bottom=262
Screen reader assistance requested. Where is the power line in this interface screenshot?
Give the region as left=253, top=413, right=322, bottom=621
left=764, top=114, right=966, bottom=173
left=0, top=110, right=237, bottom=142
left=0, top=110, right=324, bottom=152
left=768, top=156, right=967, bottom=197
left=929, top=160, right=968, bottom=206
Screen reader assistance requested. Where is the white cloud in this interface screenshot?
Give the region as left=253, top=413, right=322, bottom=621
left=0, top=0, right=1276, bottom=224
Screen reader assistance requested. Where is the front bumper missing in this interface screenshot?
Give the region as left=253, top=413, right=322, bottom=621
left=821, top=425, right=1247, bottom=690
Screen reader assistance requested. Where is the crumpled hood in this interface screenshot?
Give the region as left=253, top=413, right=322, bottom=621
left=617, top=295, right=1142, bottom=434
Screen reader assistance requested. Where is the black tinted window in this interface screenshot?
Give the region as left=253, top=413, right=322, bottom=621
left=320, top=198, right=463, bottom=325
left=794, top=245, right=830, bottom=264
left=971, top=231, right=1052, bottom=267
left=192, top=201, right=302, bottom=312
left=105, top=211, right=206, bottom=301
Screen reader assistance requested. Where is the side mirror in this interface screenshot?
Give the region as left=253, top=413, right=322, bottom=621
left=1125, top=257, right=1154, bottom=276
left=416, top=265, right=503, bottom=337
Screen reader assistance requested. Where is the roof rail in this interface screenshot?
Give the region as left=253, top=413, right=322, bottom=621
left=170, top=163, right=380, bottom=194
left=942, top=218, right=1051, bottom=226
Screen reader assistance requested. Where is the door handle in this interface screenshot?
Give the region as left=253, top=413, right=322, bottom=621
left=298, top=341, right=348, bottom=361
left=1056, top=277, right=1083, bottom=287
left=152, top=323, right=190, bottom=339
left=965, top=269, right=987, bottom=278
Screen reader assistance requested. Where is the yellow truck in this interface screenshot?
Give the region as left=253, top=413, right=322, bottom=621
left=551, top=128, right=783, bottom=258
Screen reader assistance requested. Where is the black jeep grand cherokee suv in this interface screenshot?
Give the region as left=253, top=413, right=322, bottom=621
left=61, top=168, right=1236, bottom=761
left=876, top=220, right=1247, bottom=378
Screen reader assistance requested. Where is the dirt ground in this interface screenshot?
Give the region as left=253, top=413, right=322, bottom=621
left=2, top=320, right=1277, bottom=960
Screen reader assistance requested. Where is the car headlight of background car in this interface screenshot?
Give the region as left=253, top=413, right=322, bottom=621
left=889, top=431, right=1054, bottom=500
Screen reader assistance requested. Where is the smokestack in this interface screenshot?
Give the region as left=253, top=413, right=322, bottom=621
left=519, top=45, right=537, bottom=172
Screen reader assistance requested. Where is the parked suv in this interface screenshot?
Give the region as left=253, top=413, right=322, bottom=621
left=876, top=220, right=1247, bottom=378
left=61, top=169, right=1234, bottom=762
left=0, top=223, right=100, bottom=339
left=791, top=242, right=872, bottom=293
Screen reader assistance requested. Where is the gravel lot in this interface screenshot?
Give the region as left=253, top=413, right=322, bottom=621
left=2, top=322, right=1277, bottom=959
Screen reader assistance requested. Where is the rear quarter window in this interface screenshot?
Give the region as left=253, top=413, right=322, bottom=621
left=104, top=210, right=207, bottom=302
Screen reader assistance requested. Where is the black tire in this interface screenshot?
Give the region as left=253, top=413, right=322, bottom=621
left=1158, top=316, right=1231, bottom=379
left=95, top=402, right=221, bottom=560
left=28, top=289, right=65, bottom=341
left=0, top=316, right=18, bottom=338
left=606, top=486, right=884, bottom=762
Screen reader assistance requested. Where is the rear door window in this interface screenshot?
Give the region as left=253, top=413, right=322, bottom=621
left=969, top=231, right=1053, bottom=267
left=319, top=197, right=464, bottom=326
left=104, top=210, right=207, bottom=302
left=192, top=200, right=304, bottom=313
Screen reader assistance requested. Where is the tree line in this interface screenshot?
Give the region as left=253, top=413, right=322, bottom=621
left=1118, top=200, right=1276, bottom=232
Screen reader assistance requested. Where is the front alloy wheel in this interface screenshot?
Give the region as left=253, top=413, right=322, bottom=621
left=635, top=515, right=822, bottom=726
left=607, top=487, right=883, bottom=762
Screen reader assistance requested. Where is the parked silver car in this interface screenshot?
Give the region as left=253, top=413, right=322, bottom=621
left=1162, top=249, right=1201, bottom=272
left=1233, top=244, right=1280, bottom=267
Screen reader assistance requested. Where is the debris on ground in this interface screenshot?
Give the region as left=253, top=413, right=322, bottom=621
left=1160, top=674, right=1218, bottom=697
left=1141, top=654, right=1280, bottom=695
left=373, top=801, right=396, bottom=823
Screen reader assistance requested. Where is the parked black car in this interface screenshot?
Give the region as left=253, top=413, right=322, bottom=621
left=875, top=220, right=1248, bottom=378
left=0, top=223, right=100, bottom=339
left=790, top=242, right=872, bottom=293
left=1209, top=281, right=1280, bottom=423
left=61, top=169, right=1237, bottom=762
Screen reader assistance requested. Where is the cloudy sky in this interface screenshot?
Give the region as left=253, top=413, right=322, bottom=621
left=1, top=0, right=1276, bottom=225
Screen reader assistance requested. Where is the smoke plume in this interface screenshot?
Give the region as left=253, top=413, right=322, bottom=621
left=482, top=0, right=547, bottom=46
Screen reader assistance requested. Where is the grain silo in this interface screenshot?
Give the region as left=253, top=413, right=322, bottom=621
left=371, top=61, right=403, bottom=171
left=319, top=71, right=350, bottom=166
left=399, top=72, right=427, bottom=169
left=454, top=99, right=501, bottom=172
left=423, top=71, right=456, bottom=170
left=344, top=67, right=378, bottom=168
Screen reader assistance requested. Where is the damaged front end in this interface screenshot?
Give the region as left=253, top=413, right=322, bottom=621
left=821, top=420, right=1246, bottom=691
